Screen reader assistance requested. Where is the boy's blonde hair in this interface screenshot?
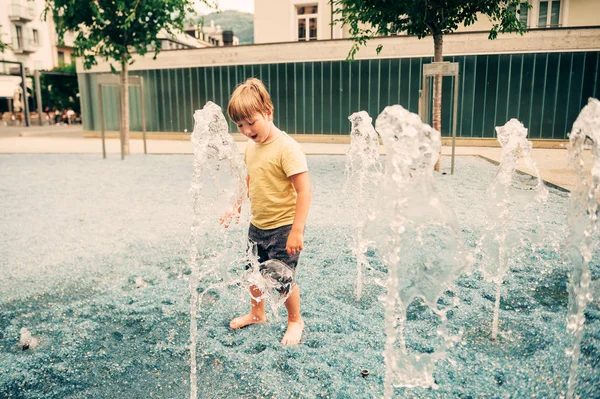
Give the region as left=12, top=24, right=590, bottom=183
left=227, top=78, right=274, bottom=123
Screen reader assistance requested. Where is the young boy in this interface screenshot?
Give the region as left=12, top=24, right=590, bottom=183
left=221, top=78, right=311, bottom=345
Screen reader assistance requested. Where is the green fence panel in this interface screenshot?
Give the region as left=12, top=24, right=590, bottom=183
left=80, top=51, right=599, bottom=140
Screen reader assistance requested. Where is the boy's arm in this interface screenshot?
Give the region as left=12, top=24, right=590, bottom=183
left=286, top=171, right=311, bottom=255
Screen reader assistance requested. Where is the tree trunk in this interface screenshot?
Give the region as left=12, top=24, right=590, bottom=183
left=120, top=58, right=130, bottom=155
left=433, top=33, right=443, bottom=172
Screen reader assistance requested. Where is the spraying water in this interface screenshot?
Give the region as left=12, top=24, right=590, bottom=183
left=369, top=105, right=471, bottom=398
left=478, top=119, right=548, bottom=340
left=188, top=103, right=299, bottom=398
left=344, top=111, right=382, bottom=299
left=188, top=102, right=249, bottom=399
left=564, top=98, right=600, bottom=399
left=241, top=245, right=297, bottom=318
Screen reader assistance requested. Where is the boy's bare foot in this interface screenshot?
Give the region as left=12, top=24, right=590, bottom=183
left=281, top=320, right=304, bottom=345
left=229, top=313, right=266, bottom=329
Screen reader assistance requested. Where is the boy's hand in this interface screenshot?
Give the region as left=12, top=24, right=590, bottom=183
left=219, top=209, right=240, bottom=228
left=286, top=229, right=304, bottom=255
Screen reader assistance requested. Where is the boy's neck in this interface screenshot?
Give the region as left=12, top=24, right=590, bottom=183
left=262, top=124, right=282, bottom=144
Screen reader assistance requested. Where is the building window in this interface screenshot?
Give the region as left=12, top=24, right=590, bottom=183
left=15, top=25, right=23, bottom=49
left=538, top=0, right=561, bottom=28
left=297, top=5, right=317, bottom=41
left=58, top=51, right=65, bottom=64
left=519, top=2, right=529, bottom=27
left=33, top=29, right=39, bottom=45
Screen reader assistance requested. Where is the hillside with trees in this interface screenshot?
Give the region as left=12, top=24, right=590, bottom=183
left=200, top=10, right=254, bottom=44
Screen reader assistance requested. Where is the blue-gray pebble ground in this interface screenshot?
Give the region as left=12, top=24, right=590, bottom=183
left=0, top=154, right=598, bottom=398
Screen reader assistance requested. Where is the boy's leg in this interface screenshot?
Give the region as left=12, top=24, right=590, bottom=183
left=231, top=224, right=268, bottom=330
left=230, top=284, right=266, bottom=329
left=281, top=284, right=304, bottom=345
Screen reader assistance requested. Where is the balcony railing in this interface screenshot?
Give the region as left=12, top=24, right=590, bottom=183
left=9, top=2, right=35, bottom=22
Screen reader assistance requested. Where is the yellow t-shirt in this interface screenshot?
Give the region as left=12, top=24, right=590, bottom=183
left=245, top=132, right=308, bottom=230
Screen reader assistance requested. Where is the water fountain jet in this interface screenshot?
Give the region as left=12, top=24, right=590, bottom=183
left=188, top=101, right=249, bottom=399
left=369, top=105, right=471, bottom=398
left=344, top=111, right=382, bottom=299
left=478, top=118, right=548, bottom=341
left=564, top=97, right=600, bottom=399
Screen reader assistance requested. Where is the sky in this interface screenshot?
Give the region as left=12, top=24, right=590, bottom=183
left=194, top=0, right=254, bottom=15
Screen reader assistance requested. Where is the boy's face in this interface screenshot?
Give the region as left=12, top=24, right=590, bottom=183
left=236, top=112, right=273, bottom=143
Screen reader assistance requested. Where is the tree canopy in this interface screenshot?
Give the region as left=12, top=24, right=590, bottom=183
left=44, top=0, right=206, bottom=70
left=333, top=0, right=528, bottom=59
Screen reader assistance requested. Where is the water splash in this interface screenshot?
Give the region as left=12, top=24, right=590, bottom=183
left=369, top=105, right=471, bottom=397
left=188, top=101, right=249, bottom=399
left=241, top=246, right=296, bottom=318
left=478, top=119, right=548, bottom=340
left=564, top=98, right=600, bottom=399
left=344, top=111, right=382, bottom=299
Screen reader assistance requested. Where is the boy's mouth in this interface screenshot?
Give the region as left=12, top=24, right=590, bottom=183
left=250, top=134, right=258, bottom=140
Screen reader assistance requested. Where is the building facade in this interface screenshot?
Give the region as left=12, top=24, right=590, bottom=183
left=0, top=0, right=80, bottom=118
left=254, top=0, right=343, bottom=44
left=0, top=1, right=228, bottom=120
left=254, top=0, right=600, bottom=44
left=1, top=0, right=53, bottom=109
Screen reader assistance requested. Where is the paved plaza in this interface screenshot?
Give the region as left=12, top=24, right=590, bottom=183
left=0, top=124, right=589, bottom=192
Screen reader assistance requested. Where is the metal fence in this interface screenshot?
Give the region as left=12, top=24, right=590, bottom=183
left=78, top=50, right=600, bottom=139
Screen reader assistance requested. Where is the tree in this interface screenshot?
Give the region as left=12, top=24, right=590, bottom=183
left=333, top=0, right=528, bottom=171
left=44, top=0, right=214, bottom=155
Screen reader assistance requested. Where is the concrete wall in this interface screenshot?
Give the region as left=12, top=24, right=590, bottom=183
left=255, top=0, right=293, bottom=43
left=568, top=0, right=600, bottom=27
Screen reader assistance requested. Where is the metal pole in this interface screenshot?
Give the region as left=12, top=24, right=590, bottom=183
left=420, top=81, right=423, bottom=120
left=420, top=73, right=427, bottom=121
left=423, top=76, right=428, bottom=124
left=34, top=70, right=43, bottom=125
left=451, top=75, right=459, bottom=175
left=98, top=84, right=106, bottom=159
left=140, top=78, right=147, bottom=154
left=118, top=85, right=124, bottom=160
left=20, top=63, right=30, bottom=127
